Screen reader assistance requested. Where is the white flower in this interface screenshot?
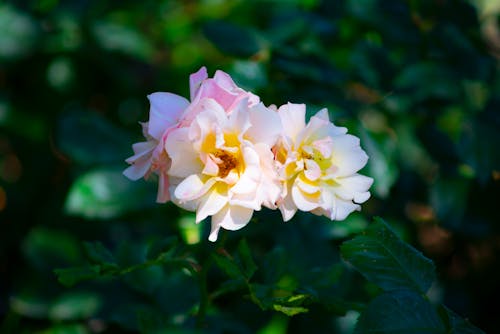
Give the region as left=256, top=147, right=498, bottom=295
left=166, top=98, right=282, bottom=241
left=274, top=103, right=373, bottom=221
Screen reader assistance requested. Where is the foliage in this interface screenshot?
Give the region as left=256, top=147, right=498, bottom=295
left=1, top=0, right=499, bottom=333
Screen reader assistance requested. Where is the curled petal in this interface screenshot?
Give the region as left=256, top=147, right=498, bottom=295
left=190, top=67, right=208, bottom=101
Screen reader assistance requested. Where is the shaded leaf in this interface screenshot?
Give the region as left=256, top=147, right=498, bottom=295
left=341, top=218, right=436, bottom=293
left=204, top=20, right=264, bottom=57
left=54, top=266, right=99, bottom=287
left=57, top=110, right=131, bottom=166
left=354, top=290, right=445, bottom=334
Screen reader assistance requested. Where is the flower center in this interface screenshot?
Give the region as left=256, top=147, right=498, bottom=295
left=213, top=150, right=239, bottom=178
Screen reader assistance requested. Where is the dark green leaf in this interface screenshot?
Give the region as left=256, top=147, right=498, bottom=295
left=203, top=20, right=264, bottom=57
left=341, top=218, right=436, bottom=293
left=354, top=290, right=446, bottom=334
left=83, top=241, right=117, bottom=265
left=212, top=250, right=243, bottom=280
left=57, top=110, right=132, bottom=166
left=54, top=266, right=99, bottom=287
left=237, top=239, right=257, bottom=279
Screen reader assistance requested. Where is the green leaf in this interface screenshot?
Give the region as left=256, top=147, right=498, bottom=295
left=146, top=237, right=180, bottom=261
left=354, top=290, right=446, bottom=334
left=438, top=306, right=485, bottom=334
left=203, top=20, right=264, bottom=57
left=213, top=239, right=258, bottom=280
left=49, top=292, right=101, bottom=320
left=212, top=250, right=243, bottom=280
left=340, top=218, right=436, bottom=293
left=237, top=239, right=257, bottom=279
left=57, top=110, right=132, bottom=166
left=64, top=166, right=156, bottom=219
left=83, top=241, right=117, bottom=265
left=54, top=266, right=99, bottom=287
left=92, top=20, right=154, bottom=61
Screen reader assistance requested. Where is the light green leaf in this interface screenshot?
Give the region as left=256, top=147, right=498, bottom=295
left=64, top=167, right=156, bottom=219
left=49, top=292, right=101, bottom=320
left=272, top=304, right=308, bottom=317
left=341, top=218, right=436, bottom=293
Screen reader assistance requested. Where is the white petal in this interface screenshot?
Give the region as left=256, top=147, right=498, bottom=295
left=147, top=92, right=189, bottom=139
left=278, top=184, right=298, bottom=222
left=278, top=103, right=306, bottom=141
left=174, top=174, right=206, bottom=202
left=331, top=134, right=369, bottom=176
left=332, top=198, right=360, bottom=220
left=336, top=174, right=373, bottom=203
left=213, top=205, right=254, bottom=231
left=166, top=128, right=202, bottom=178
left=245, top=103, right=282, bottom=146
left=304, top=159, right=321, bottom=181
left=296, top=174, right=320, bottom=194
left=291, top=181, right=320, bottom=212
left=196, top=183, right=228, bottom=222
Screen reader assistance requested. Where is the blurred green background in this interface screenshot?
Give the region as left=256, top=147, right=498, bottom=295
left=1, top=0, right=499, bottom=333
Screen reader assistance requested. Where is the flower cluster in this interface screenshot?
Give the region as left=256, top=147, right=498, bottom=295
left=124, top=67, right=373, bottom=241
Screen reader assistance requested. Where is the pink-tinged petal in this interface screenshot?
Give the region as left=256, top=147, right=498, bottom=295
left=127, top=141, right=156, bottom=162
left=196, top=183, right=228, bottom=222
left=278, top=103, right=306, bottom=141
left=253, top=143, right=282, bottom=209
left=213, top=70, right=238, bottom=91
left=147, top=92, right=189, bottom=139
left=278, top=191, right=298, bottom=222
left=196, top=79, right=237, bottom=111
left=202, top=155, right=219, bottom=176
left=123, top=160, right=150, bottom=180
left=291, top=182, right=320, bottom=212
left=166, top=128, right=202, bottom=178
left=156, top=172, right=171, bottom=203
left=189, top=67, right=208, bottom=101
left=227, top=98, right=251, bottom=135
left=330, top=134, right=369, bottom=177
left=245, top=103, right=282, bottom=146
left=304, top=159, right=321, bottom=181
